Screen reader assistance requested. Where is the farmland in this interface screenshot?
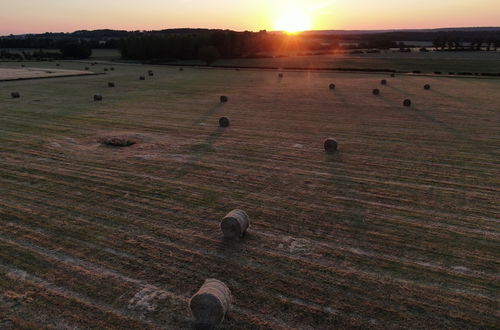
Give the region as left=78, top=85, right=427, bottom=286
left=177, top=51, right=500, bottom=74
left=0, top=67, right=94, bottom=81
left=0, top=60, right=499, bottom=329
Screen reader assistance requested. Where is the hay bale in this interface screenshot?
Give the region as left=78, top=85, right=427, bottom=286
left=220, top=95, right=228, bottom=103
left=110, top=67, right=115, bottom=71
left=139, top=76, right=145, bottom=80
left=11, top=92, right=20, bottom=99
left=94, top=94, right=103, bottom=101
left=221, top=209, right=249, bottom=239
left=381, top=79, right=387, bottom=85
left=372, top=88, right=380, bottom=95
left=219, top=117, right=230, bottom=128
left=190, top=279, right=231, bottom=329
left=108, top=82, right=115, bottom=88
left=329, top=83, right=336, bottom=90
left=403, top=99, right=412, bottom=107
left=100, top=137, right=136, bottom=147
left=324, top=138, right=338, bottom=152
left=104, top=68, right=108, bottom=72
left=424, top=84, right=431, bottom=90
left=148, top=70, right=154, bottom=76
left=278, top=73, right=283, bottom=78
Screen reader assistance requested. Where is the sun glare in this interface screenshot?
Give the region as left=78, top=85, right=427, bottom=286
left=274, top=8, right=312, bottom=33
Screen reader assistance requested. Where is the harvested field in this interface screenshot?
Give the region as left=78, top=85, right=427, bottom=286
left=0, top=60, right=499, bottom=329
left=0, top=67, right=95, bottom=81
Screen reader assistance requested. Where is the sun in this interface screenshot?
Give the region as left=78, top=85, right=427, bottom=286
left=274, top=8, right=312, bottom=33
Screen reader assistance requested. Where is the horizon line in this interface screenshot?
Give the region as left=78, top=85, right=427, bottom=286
left=2, top=26, right=500, bottom=37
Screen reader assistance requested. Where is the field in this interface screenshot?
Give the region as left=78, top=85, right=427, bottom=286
left=177, top=51, right=500, bottom=74
left=0, top=60, right=499, bottom=329
left=0, top=67, right=94, bottom=81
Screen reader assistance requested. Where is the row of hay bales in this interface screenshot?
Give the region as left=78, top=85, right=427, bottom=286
left=329, top=77, right=431, bottom=107
left=190, top=209, right=250, bottom=328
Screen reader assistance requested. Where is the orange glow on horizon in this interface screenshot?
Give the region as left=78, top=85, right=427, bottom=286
left=1, top=0, right=500, bottom=35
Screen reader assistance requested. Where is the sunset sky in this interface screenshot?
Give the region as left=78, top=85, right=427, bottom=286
left=1, top=0, right=499, bottom=35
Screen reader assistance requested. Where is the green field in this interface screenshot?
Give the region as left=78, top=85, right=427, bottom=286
left=0, top=60, right=499, bottom=329
left=3, top=48, right=500, bottom=74
left=179, top=51, right=500, bottom=74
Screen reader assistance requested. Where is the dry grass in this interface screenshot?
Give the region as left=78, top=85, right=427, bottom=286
left=0, top=67, right=94, bottom=81
left=0, top=61, right=499, bottom=329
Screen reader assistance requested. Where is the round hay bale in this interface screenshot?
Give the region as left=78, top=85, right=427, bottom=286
left=190, top=279, right=231, bottom=329
left=11, top=92, right=20, bottom=99
left=424, top=84, right=431, bottom=90
left=104, top=68, right=108, bottom=72
left=324, top=138, right=338, bottom=152
left=329, top=83, right=336, bottom=90
left=148, top=70, right=154, bottom=76
left=139, top=76, right=145, bottom=81
left=110, top=67, right=115, bottom=71
left=108, top=82, right=115, bottom=88
left=100, top=137, right=136, bottom=147
left=278, top=73, right=284, bottom=78
left=219, top=117, right=230, bottom=128
left=372, top=88, right=380, bottom=95
left=403, top=99, right=412, bottom=107
left=94, top=94, right=103, bottom=101
left=221, top=209, right=249, bottom=239
left=381, top=79, right=387, bottom=85
left=220, top=95, right=228, bottom=103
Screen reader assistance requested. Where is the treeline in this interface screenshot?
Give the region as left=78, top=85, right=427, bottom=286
left=0, top=33, right=119, bottom=49
left=2, top=28, right=500, bottom=63
left=118, top=30, right=327, bottom=60
left=0, top=42, right=92, bottom=60
left=0, top=49, right=61, bottom=61
left=118, top=30, right=280, bottom=60
left=432, top=37, right=499, bottom=51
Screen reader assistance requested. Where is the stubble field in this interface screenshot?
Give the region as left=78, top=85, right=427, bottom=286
left=0, top=60, right=499, bottom=329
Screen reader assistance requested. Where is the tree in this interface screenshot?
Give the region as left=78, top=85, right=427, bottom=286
left=493, top=39, right=500, bottom=51
left=198, top=45, right=220, bottom=65
left=60, top=42, right=92, bottom=59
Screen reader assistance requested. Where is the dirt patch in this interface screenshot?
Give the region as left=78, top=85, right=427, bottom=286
left=128, top=285, right=173, bottom=319
left=277, top=236, right=313, bottom=256
left=46, top=131, right=202, bottom=162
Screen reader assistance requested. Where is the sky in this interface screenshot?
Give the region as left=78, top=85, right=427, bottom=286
left=1, top=0, right=500, bottom=35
